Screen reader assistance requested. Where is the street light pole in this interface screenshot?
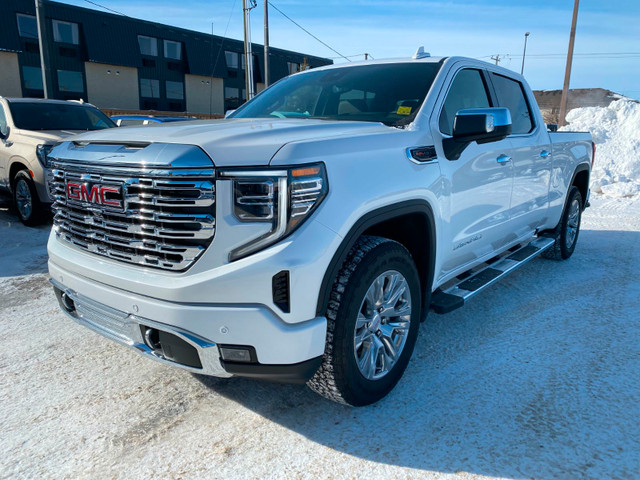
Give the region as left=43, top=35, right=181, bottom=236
left=520, top=32, right=530, bottom=76
left=242, top=0, right=256, bottom=101
left=559, top=0, right=580, bottom=126
left=264, top=0, right=269, bottom=88
left=35, top=0, right=52, bottom=98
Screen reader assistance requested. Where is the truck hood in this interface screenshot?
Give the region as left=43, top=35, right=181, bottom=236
left=69, top=118, right=392, bottom=166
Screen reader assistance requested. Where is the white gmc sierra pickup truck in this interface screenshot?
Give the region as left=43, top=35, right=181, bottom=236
left=47, top=53, right=593, bottom=406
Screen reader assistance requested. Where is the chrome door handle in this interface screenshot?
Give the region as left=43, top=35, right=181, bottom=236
left=496, top=154, right=512, bottom=164
left=540, top=150, right=551, bottom=158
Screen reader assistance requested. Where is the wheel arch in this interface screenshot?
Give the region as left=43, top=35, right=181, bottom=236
left=570, top=162, right=590, bottom=209
left=9, top=158, right=30, bottom=191
left=316, top=200, right=437, bottom=319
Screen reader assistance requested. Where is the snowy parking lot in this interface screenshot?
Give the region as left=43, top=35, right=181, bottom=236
left=1, top=189, right=639, bottom=479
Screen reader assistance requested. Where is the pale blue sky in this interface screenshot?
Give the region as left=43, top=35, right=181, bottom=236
left=62, top=0, right=640, bottom=99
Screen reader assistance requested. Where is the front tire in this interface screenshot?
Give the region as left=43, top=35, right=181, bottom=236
left=307, top=236, right=421, bottom=406
left=542, top=186, right=583, bottom=260
left=12, top=170, right=44, bottom=226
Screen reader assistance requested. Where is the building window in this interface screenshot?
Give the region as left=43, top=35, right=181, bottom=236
left=225, top=87, right=240, bottom=101
left=57, top=70, right=84, bottom=92
left=16, top=14, right=38, bottom=39
left=140, top=78, right=160, bottom=98
left=164, top=40, right=182, bottom=60
left=225, top=51, right=239, bottom=69
left=142, top=58, right=156, bottom=68
left=138, top=35, right=158, bottom=56
left=166, top=81, right=184, bottom=100
left=22, top=66, right=43, bottom=90
left=287, top=62, right=300, bottom=75
left=52, top=20, right=79, bottom=44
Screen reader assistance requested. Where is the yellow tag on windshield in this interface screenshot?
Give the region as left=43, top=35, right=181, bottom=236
left=397, top=106, right=412, bottom=115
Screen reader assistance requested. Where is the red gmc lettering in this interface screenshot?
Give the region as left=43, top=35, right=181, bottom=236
left=66, top=182, right=122, bottom=208
left=66, top=182, right=82, bottom=201
left=100, top=187, right=122, bottom=207
left=81, top=184, right=101, bottom=204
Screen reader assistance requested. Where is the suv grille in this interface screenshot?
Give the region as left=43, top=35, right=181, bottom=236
left=50, top=155, right=215, bottom=271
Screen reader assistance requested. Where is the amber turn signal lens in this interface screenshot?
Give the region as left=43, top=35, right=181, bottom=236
left=291, top=166, right=320, bottom=177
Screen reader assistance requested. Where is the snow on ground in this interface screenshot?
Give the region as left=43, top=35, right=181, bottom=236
left=1, top=192, right=639, bottom=479
left=561, top=99, right=640, bottom=197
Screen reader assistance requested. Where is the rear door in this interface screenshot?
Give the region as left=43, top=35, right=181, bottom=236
left=488, top=72, right=552, bottom=235
left=431, top=68, right=515, bottom=280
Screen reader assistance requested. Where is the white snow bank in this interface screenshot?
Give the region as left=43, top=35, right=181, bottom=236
left=561, top=99, right=640, bottom=197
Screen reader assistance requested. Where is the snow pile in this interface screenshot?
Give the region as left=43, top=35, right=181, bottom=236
left=561, top=99, right=640, bottom=197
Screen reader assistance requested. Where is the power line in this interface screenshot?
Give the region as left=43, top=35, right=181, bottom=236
left=328, top=53, right=375, bottom=60
left=479, top=52, right=640, bottom=59
left=268, top=2, right=350, bottom=62
left=81, top=0, right=126, bottom=16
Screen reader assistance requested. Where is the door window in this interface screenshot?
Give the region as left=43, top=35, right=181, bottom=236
left=439, top=69, right=490, bottom=136
left=0, top=105, right=8, bottom=137
left=489, top=73, right=534, bottom=134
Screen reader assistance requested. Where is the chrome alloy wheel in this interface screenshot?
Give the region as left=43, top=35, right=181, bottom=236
left=15, top=179, right=33, bottom=220
left=354, top=270, right=412, bottom=380
left=565, top=198, right=580, bottom=249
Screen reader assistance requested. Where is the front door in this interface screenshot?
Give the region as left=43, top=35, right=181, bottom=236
left=432, top=68, right=515, bottom=280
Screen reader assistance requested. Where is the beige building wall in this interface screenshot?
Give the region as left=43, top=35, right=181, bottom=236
left=185, top=74, right=224, bottom=115
left=0, top=52, right=23, bottom=98
left=85, top=62, right=139, bottom=110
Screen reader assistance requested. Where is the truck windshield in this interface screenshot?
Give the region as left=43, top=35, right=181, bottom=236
left=9, top=102, right=116, bottom=131
left=231, top=63, right=441, bottom=127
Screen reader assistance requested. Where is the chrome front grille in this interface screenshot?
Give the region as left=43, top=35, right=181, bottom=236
left=49, top=144, right=215, bottom=271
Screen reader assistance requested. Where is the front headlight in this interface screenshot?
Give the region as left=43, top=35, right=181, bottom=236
left=220, top=163, right=328, bottom=261
left=36, top=144, right=54, bottom=168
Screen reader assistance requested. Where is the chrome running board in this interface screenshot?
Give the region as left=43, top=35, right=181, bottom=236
left=430, top=236, right=555, bottom=314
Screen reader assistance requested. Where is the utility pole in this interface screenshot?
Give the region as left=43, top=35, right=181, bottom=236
left=520, top=32, right=530, bottom=75
left=35, top=0, right=52, bottom=98
left=264, top=0, right=269, bottom=87
left=491, top=54, right=501, bottom=65
left=364, top=53, right=368, bottom=60
left=558, top=0, right=580, bottom=126
left=242, top=0, right=257, bottom=101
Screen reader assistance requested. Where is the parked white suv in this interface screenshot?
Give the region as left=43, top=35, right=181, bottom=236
left=47, top=54, right=593, bottom=405
left=0, top=98, right=115, bottom=225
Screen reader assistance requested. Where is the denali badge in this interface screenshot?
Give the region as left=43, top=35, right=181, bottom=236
left=66, top=182, right=123, bottom=209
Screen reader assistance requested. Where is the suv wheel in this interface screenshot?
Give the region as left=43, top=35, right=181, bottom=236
left=542, top=186, right=583, bottom=260
left=12, top=170, right=43, bottom=226
left=308, top=236, right=421, bottom=406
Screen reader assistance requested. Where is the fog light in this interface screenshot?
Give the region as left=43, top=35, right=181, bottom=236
left=219, top=346, right=255, bottom=363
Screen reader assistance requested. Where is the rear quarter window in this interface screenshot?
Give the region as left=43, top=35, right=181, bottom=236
left=490, top=73, right=534, bottom=134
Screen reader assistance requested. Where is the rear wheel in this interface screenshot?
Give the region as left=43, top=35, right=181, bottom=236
left=12, top=170, right=44, bottom=226
left=307, top=236, right=421, bottom=406
left=542, top=186, right=583, bottom=260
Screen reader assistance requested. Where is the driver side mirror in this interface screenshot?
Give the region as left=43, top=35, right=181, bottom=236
left=0, top=126, right=9, bottom=141
left=443, top=107, right=512, bottom=160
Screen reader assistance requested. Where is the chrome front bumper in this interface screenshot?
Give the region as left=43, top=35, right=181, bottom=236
left=50, top=278, right=231, bottom=377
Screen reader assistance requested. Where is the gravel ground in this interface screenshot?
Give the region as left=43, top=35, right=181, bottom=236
left=1, top=194, right=639, bottom=480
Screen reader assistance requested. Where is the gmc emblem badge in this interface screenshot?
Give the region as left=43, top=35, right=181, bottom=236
left=66, top=182, right=124, bottom=209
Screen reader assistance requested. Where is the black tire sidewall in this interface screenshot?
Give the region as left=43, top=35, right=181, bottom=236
left=332, top=241, right=422, bottom=406
left=559, top=187, right=582, bottom=259
left=12, top=170, right=42, bottom=226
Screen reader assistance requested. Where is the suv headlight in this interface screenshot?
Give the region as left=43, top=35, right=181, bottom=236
left=36, top=144, right=54, bottom=168
left=220, top=163, right=328, bottom=261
